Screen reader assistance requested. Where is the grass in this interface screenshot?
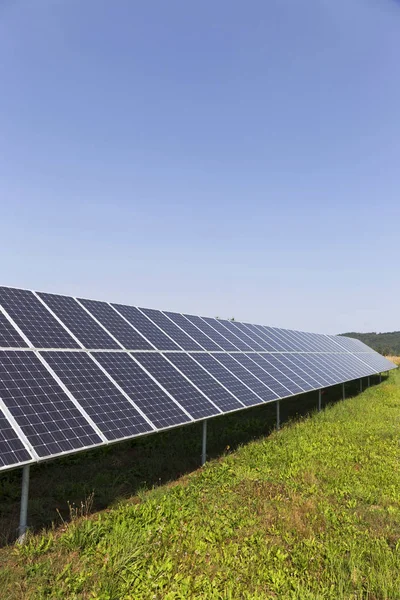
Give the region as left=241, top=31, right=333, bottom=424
left=0, top=368, right=399, bottom=599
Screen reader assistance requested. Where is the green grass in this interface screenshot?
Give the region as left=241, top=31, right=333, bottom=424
left=0, top=370, right=399, bottom=599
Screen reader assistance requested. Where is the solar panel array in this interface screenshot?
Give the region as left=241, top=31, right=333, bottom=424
left=0, top=286, right=396, bottom=472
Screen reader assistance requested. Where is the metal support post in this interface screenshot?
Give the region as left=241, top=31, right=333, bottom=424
left=17, top=465, right=30, bottom=543
left=342, top=383, right=345, bottom=400
left=276, top=399, right=280, bottom=431
left=367, top=376, right=370, bottom=387
left=201, top=420, right=207, bottom=466
left=359, top=378, right=362, bottom=393
left=318, top=389, right=322, bottom=412
left=379, top=373, right=382, bottom=383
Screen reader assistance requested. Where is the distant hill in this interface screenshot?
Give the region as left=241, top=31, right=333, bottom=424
left=341, top=331, right=400, bottom=356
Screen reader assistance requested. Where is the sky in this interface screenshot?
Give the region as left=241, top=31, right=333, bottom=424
left=0, top=0, right=399, bottom=335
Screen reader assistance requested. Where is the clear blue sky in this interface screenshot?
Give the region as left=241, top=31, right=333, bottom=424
left=1, top=0, right=399, bottom=334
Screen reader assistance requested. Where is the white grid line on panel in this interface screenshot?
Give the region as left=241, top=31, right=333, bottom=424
left=177, top=314, right=225, bottom=350
left=158, top=311, right=211, bottom=351
left=255, top=354, right=308, bottom=393
left=182, top=354, right=247, bottom=408
left=87, top=353, right=158, bottom=431
left=127, top=353, right=195, bottom=422
left=36, top=351, right=108, bottom=444
left=109, top=304, right=158, bottom=350
left=0, top=306, right=33, bottom=348
left=242, top=354, right=297, bottom=396
left=198, top=317, right=244, bottom=351
left=75, top=299, right=126, bottom=350
left=136, top=307, right=187, bottom=350
left=33, top=292, right=85, bottom=349
left=210, top=353, right=275, bottom=401
left=0, top=395, right=39, bottom=460
left=208, top=319, right=255, bottom=351
left=161, top=354, right=223, bottom=414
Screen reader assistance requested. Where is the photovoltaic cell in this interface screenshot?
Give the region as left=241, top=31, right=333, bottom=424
left=242, top=323, right=280, bottom=351
left=0, top=351, right=102, bottom=457
left=277, top=354, right=322, bottom=388
left=78, top=298, right=153, bottom=350
left=0, top=312, right=28, bottom=348
left=214, top=354, right=278, bottom=402
left=41, top=352, right=153, bottom=441
left=0, top=287, right=79, bottom=348
left=232, top=354, right=291, bottom=397
left=38, top=293, right=120, bottom=349
left=112, top=305, right=181, bottom=351
left=201, top=317, right=251, bottom=351
left=133, top=352, right=219, bottom=419
left=163, top=312, right=223, bottom=351
left=229, top=321, right=269, bottom=351
left=293, top=354, right=336, bottom=386
left=250, top=325, right=287, bottom=351
left=139, top=308, right=204, bottom=351
left=93, top=352, right=191, bottom=429
left=262, top=354, right=310, bottom=391
left=183, top=314, right=238, bottom=351
left=0, top=410, right=32, bottom=469
left=254, top=354, right=304, bottom=395
left=165, top=353, right=242, bottom=412
left=192, top=353, right=262, bottom=407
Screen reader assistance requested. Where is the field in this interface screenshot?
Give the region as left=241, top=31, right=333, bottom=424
left=0, top=366, right=399, bottom=599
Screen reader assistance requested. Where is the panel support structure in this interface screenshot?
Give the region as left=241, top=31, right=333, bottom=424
left=276, top=399, right=280, bottom=431
left=367, top=376, right=370, bottom=387
left=201, top=419, right=207, bottom=466
left=17, top=465, right=30, bottom=543
left=318, top=389, right=322, bottom=412
left=359, top=378, right=362, bottom=393
left=379, top=373, right=382, bottom=383
left=342, top=383, right=345, bottom=401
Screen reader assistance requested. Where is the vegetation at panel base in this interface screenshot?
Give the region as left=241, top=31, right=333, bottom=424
left=1, top=368, right=400, bottom=598
left=342, top=330, right=400, bottom=355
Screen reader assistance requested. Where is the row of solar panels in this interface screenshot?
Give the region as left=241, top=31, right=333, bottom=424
left=0, top=286, right=376, bottom=353
left=0, top=287, right=396, bottom=473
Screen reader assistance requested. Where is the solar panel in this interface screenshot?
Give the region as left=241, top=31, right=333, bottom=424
left=41, top=352, right=153, bottom=441
left=251, top=354, right=304, bottom=395
left=0, top=312, right=28, bottom=348
left=192, top=353, right=263, bottom=407
left=241, top=323, right=280, bottom=351
left=38, top=293, right=120, bottom=350
left=214, top=354, right=279, bottom=402
left=139, top=308, right=204, bottom=351
left=201, top=317, right=252, bottom=351
left=228, top=321, right=268, bottom=351
left=93, top=352, right=191, bottom=429
left=232, top=354, right=292, bottom=397
left=112, top=305, right=181, bottom=351
left=133, top=353, right=220, bottom=419
left=163, top=312, right=223, bottom=351
left=78, top=299, right=153, bottom=350
left=165, top=352, right=243, bottom=412
left=183, top=314, right=238, bottom=351
left=0, top=351, right=102, bottom=458
left=0, top=287, right=79, bottom=348
left=0, top=409, right=32, bottom=470
left=0, top=284, right=396, bottom=474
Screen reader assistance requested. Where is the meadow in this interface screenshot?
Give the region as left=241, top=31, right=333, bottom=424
left=0, top=366, right=399, bottom=599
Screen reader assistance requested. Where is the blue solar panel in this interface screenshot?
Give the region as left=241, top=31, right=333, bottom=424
left=165, top=353, right=242, bottom=412
left=133, top=353, right=220, bottom=420
left=251, top=354, right=304, bottom=395
left=41, top=352, right=153, bottom=441
left=228, top=321, right=268, bottom=351
left=38, top=293, right=120, bottom=349
left=276, top=354, right=322, bottom=389
left=292, top=354, right=336, bottom=386
left=201, top=317, right=252, bottom=351
left=183, top=314, right=238, bottom=351
left=78, top=299, right=153, bottom=350
left=0, top=351, right=102, bottom=458
left=112, top=305, right=181, bottom=351
left=0, top=409, right=32, bottom=469
left=191, top=353, right=262, bottom=407
left=93, top=352, right=191, bottom=429
left=0, top=287, right=79, bottom=348
left=214, top=354, right=278, bottom=402
left=139, top=308, right=204, bottom=351
left=163, top=312, right=223, bottom=351
left=0, top=312, right=28, bottom=348
left=232, top=354, right=292, bottom=397
left=241, top=323, right=280, bottom=351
